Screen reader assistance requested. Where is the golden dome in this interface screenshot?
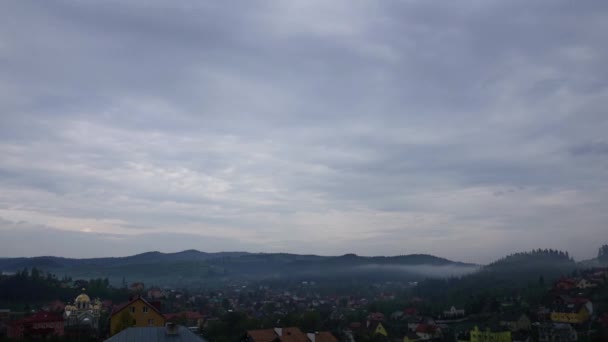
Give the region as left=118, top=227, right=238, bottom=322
left=75, top=293, right=91, bottom=303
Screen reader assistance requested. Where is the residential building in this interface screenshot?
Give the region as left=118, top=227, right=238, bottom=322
left=499, top=312, right=531, bottom=331
left=369, top=321, right=388, bottom=337
left=443, top=306, right=465, bottom=318
left=110, top=296, right=165, bottom=336
left=415, top=323, right=441, bottom=340
left=469, top=326, right=511, bottom=342
left=7, top=311, right=64, bottom=339
left=306, top=331, right=338, bottom=342
left=537, top=322, right=577, bottom=342
left=104, top=323, right=205, bottom=342
left=550, top=302, right=592, bottom=324
left=245, top=327, right=311, bottom=342
left=403, top=332, right=420, bottom=342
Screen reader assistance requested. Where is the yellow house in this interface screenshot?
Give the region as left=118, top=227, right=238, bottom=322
left=469, top=326, right=511, bottom=342
left=110, top=296, right=166, bottom=335
left=550, top=303, right=590, bottom=324
left=372, top=322, right=388, bottom=336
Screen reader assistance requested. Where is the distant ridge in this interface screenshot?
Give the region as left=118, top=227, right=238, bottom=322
left=0, top=250, right=479, bottom=286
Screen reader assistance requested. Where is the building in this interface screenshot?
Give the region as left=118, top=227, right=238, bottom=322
left=550, top=301, right=592, bottom=324
left=576, top=279, right=597, bottom=289
left=415, top=323, right=441, bottom=340
left=104, top=323, right=205, bottom=342
left=306, top=331, right=338, bottom=342
left=7, top=311, right=64, bottom=339
left=369, top=321, right=388, bottom=337
left=469, top=326, right=511, bottom=342
left=110, top=296, right=165, bottom=336
left=403, top=332, right=420, bottom=342
left=537, top=322, right=577, bottom=342
left=63, top=291, right=102, bottom=335
left=499, top=312, right=531, bottom=331
left=443, top=306, right=465, bottom=318
left=164, top=311, right=204, bottom=327
left=245, top=327, right=336, bottom=342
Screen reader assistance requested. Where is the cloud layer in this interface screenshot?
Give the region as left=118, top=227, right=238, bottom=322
left=1, top=0, right=608, bottom=263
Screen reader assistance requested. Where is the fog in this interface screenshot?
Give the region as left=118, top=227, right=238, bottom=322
left=355, top=263, right=481, bottom=278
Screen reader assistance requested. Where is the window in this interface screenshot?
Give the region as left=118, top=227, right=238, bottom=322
left=130, top=306, right=135, bottom=313
left=148, top=319, right=154, bottom=326
left=143, top=306, right=149, bottom=313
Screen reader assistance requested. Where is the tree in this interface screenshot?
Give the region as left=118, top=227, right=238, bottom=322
left=301, top=311, right=321, bottom=332
left=598, top=244, right=608, bottom=263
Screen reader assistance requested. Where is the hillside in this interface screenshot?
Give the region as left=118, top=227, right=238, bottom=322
left=414, top=249, right=580, bottom=307
left=0, top=250, right=478, bottom=287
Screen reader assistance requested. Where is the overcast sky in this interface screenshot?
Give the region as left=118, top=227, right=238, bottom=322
left=1, top=1, right=607, bottom=263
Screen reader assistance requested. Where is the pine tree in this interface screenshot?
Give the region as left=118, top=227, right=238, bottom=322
left=598, top=244, right=608, bottom=263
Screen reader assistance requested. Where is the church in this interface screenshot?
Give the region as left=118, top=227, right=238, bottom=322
left=63, top=291, right=102, bottom=337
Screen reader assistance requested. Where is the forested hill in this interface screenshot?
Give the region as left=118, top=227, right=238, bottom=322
left=486, top=249, right=575, bottom=271
left=414, top=249, right=580, bottom=303
left=0, top=250, right=478, bottom=286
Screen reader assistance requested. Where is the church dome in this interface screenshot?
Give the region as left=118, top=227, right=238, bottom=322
left=75, top=293, right=91, bottom=303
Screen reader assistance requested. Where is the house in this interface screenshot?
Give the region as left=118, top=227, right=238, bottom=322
left=403, top=307, right=418, bottom=317
left=499, top=312, right=531, bottom=331
left=368, top=312, right=385, bottom=322
left=110, top=296, right=165, bottom=335
left=550, top=301, right=592, bottom=324
left=415, top=324, right=441, bottom=340
left=306, top=331, right=338, bottom=342
left=368, top=321, right=388, bottom=337
left=164, top=311, right=204, bottom=327
left=403, top=332, right=420, bottom=342
left=245, top=327, right=311, bottom=342
left=554, top=278, right=577, bottom=291
left=130, top=282, right=145, bottom=293
left=104, top=323, right=205, bottom=342
left=443, top=306, right=465, bottom=318
left=576, top=278, right=597, bottom=289
left=7, top=311, right=64, bottom=339
left=148, top=287, right=165, bottom=300
left=469, top=326, right=511, bottom=342
left=536, top=322, right=577, bottom=342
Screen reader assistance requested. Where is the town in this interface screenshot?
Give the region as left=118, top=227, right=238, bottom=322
left=1, top=249, right=607, bottom=342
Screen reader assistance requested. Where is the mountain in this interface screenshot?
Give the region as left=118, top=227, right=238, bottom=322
left=414, top=249, right=580, bottom=302
left=0, top=250, right=478, bottom=287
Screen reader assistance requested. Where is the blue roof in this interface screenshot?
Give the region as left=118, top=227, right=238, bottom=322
left=104, top=326, right=207, bottom=342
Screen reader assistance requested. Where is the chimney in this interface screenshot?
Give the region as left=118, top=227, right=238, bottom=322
left=165, top=322, right=179, bottom=335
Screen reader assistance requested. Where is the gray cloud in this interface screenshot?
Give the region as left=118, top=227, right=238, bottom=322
left=1, top=0, right=608, bottom=263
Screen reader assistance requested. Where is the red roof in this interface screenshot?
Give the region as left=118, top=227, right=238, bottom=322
left=349, top=322, right=362, bottom=329
left=404, top=307, right=418, bottom=315
left=415, top=324, right=439, bottom=334
left=368, top=312, right=385, bottom=321
left=247, top=329, right=277, bottom=342
left=10, top=311, right=63, bottom=326
left=164, top=311, right=204, bottom=321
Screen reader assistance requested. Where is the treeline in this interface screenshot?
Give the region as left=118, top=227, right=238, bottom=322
left=488, top=249, right=574, bottom=267
left=411, top=249, right=580, bottom=314
left=599, top=244, right=608, bottom=263
left=0, top=268, right=130, bottom=307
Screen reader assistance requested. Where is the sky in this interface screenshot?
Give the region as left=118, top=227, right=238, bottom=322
left=1, top=1, right=607, bottom=264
